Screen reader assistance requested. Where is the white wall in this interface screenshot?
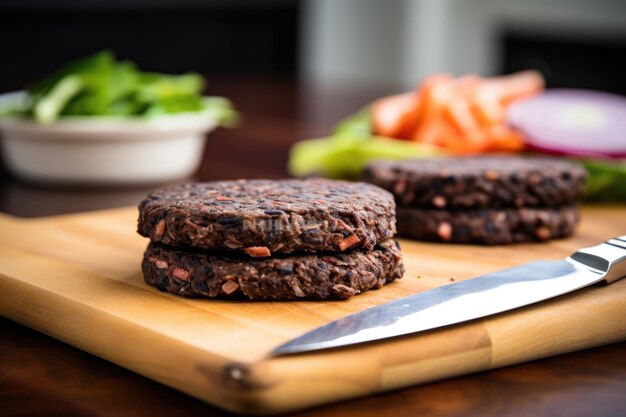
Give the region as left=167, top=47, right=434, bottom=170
left=301, top=0, right=626, bottom=89
left=299, top=0, right=406, bottom=88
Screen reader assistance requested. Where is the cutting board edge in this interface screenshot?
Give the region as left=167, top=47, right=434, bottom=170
left=3, top=269, right=626, bottom=415
left=0, top=271, right=267, bottom=412
left=0, top=267, right=496, bottom=414
left=190, top=320, right=495, bottom=414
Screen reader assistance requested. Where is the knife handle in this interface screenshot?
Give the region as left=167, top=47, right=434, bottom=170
left=569, top=236, right=626, bottom=284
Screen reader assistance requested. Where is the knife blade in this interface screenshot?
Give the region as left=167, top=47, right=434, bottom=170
left=272, top=236, right=626, bottom=356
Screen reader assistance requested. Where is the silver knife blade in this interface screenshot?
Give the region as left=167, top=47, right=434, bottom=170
left=272, top=236, right=626, bottom=356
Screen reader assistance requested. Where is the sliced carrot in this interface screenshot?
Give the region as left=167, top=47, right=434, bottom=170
left=412, top=74, right=453, bottom=142
left=415, top=116, right=445, bottom=146
left=483, top=70, right=544, bottom=106
left=453, top=74, right=482, bottom=97
left=371, top=92, right=420, bottom=139
left=443, top=97, right=480, bottom=136
left=383, top=70, right=544, bottom=155
left=437, top=123, right=466, bottom=153
left=439, top=75, right=486, bottom=147
left=485, top=125, right=526, bottom=152
left=470, top=93, right=505, bottom=126
left=440, top=126, right=490, bottom=155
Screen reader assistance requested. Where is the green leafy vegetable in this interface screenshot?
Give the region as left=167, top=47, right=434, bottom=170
left=582, top=159, right=626, bottom=202
left=34, top=75, right=84, bottom=123
left=3, top=50, right=237, bottom=125
left=201, top=97, right=239, bottom=128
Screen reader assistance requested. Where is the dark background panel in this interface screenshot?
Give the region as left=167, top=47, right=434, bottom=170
left=0, top=0, right=299, bottom=92
left=501, top=30, right=626, bottom=95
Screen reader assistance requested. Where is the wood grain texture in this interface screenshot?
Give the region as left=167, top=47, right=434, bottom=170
left=0, top=205, right=625, bottom=414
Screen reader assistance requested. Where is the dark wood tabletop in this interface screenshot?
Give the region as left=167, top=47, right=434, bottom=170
left=1, top=76, right=625, bottom=417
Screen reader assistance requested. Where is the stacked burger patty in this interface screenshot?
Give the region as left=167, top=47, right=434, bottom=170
left=362, top=157, right=587, bottom=245
left=137, top=179, right=404, bottom=299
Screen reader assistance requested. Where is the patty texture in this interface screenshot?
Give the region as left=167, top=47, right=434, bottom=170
left=396, top=205, right=579, bottom=245
left=142, top=240, right=404, bottom=300
left=138, top=179, right=396, bottom=255
left=362, top=157, right=586, bottom=209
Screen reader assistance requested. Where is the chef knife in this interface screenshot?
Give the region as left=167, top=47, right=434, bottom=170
left=272, top=236, right=626, bottom=356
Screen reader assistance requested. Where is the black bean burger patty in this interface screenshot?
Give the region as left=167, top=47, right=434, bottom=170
left=142, top=240, right=404, bottom=300
left=362, top=157, right=586, bottom=209
left=396, top=205, right=579, bottom=245
left=138, top=179, right=396, bottom=256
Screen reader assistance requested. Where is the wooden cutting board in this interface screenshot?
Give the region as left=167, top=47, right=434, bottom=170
left=1, top=206, right=625, bottom=414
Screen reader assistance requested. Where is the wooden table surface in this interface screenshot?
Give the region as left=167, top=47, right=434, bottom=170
left=1, top=76, right=625, bottom=417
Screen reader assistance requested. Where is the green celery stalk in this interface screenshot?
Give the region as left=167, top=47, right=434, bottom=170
left=34, top=75, right=84, bottom=123
left=289, top=135, right=440, bottom=179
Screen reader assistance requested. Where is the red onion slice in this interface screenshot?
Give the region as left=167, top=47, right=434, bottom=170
left=508, top=89, right=626, bottom=158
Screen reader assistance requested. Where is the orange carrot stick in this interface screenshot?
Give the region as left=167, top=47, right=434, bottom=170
left=372, top=92, right=420, bottom=139
left=485, top=125, right=526, bottom=152
left=482, top=70, right=545, bottom=106
left=412, top=74, right=453, bottom=143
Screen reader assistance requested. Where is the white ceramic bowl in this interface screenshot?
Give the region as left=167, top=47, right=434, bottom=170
left=0, top=97, right=217, bottom=185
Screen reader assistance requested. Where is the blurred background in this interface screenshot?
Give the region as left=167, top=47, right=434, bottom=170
left=0, top=0, right=625, bottom=214
left=2, top=0, right=625, bottom=93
